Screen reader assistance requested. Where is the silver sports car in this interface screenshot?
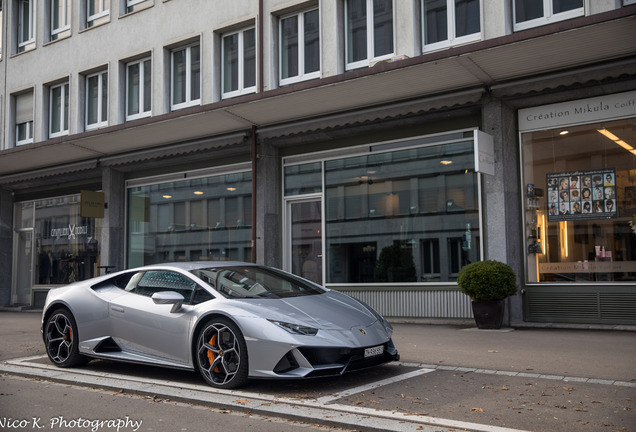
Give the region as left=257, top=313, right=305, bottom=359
left=41, top=262, right=399, bottom=388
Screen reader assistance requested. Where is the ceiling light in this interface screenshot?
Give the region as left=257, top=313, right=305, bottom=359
left=440, top=160, right=453, bottom=165
left=194, top=191, right=204, bottom=195
left=597, top=129, right=636, bottom=155
left=226, top=187, right=237, bottom=192
left=559, top=130, right=569, bottom=135
left=162, top=195, right=172, bottom=199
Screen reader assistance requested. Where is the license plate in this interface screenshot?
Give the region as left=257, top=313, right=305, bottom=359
left=364, top=345, right=384, bottom=358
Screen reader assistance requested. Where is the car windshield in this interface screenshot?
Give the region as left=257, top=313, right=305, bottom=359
left=190, top=266, right=325, bottom=299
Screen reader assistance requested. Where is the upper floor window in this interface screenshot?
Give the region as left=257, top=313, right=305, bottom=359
left=279, top=8, right=320, bottom=86
left=171, top=44, right=200, bottom=110
left=49, top=82, right=69, bottom=138
left=126, top=57, right=152, bottom=120
left=222, top=27, right=256, bottom=99
left=422, top=0, right=481, bottom=52
left=15, top=91, right=34, bottom=146
left=87, top=0, right=109, bottom=28
left=514, top=0, right=583, bottom=31
left=345, top=0, right=394, bottom=70
left=17, top=0, right=36, bottom=53
left=51, top=0, right=71, bottom=41
left=86, top=70, right=108, bottom=130
left=126, top=0, right=149, bottom=14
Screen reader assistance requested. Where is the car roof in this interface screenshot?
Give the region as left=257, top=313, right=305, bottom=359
left=137, top=261, right=258, bottom=272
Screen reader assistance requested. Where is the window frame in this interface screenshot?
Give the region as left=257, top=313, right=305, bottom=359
left=85, top=70, right=108, bottom=130
left=86, top=0, right=110, bottom=27
left=50, top=0, right=71, bottom=40
left=421, top=0, right=482, bottom=53
left=170, top=43, right=201, bottom=111
left=221, top=27, right=257, bottom=99
left=16, top=121, right=34, bottom=146
left=126, top=57, right=152, bottom=121
left=49, top=82, right=70, bottom=138
left=17, top=0, right=36, bottom=52
left=513, top=0, right=584, bottom=32
left=278, top=8, right=321, bottom=87
left=15, top=91, right=35, bottom=146
left=344, top=0, right=395, bottom=70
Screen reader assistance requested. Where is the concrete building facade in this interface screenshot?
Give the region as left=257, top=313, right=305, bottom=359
left=1, top=0, right=635, bottom=325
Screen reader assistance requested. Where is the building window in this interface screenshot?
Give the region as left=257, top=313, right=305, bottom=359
left=126, top=170, right=253, bottom=267
left=279, top=8, right=320, bottom=86
left=17, top=0, right=35, bottom=53
left=50, top=0, right=70, bottom=41
left=513, top=0, right=583, bottom=31
left=86, top=0, right=109, bottom=28
left=421, top=0, right=480, bottom=51
left=222, top=27, right=256, bottom=99
left=85, top=70, right=108, bottom=130
left=126, top=58, right=151, bottom=120
left=171, top=44, right=200, bottom=110
left=126, top=0, right=149, bottom=14
left=284, top=132, right=482, bottom=285
left=520, top=96, right=636, bottom=284
left=49, top=82, right=69, bottom=138
left=15, top=91, right=34, bottom=146
left=345, top=0, right=394, bottom=70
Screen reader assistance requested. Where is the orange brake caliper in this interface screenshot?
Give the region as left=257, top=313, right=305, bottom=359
left=207, top=334, right=220, bottom=372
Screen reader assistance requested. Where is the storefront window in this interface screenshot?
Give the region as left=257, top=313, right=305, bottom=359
left=127, top=171, right=252, bottom=267
left=16, top=195, right=103, bottom=286
left=522, top=117, right=636, bottom=283
left=325, top=141, right=480, bottom=284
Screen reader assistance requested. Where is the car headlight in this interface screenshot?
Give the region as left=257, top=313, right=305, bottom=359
left=268, top=320, right=318, bottom=336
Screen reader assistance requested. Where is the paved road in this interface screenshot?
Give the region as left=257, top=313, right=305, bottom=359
left=1, top=311, right=635, bottom=432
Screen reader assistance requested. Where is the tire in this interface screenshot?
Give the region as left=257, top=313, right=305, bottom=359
left=196, top=317, right=249, bottom=389
left=44, top=308, right=88, bottom=368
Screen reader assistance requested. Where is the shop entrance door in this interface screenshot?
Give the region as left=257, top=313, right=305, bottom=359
left=286, top=199, right=323, bottom=285
left=12, top=229, right=34, bottom=305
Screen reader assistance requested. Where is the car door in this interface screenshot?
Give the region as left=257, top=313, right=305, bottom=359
left=108, top=270, right=198, bottom=367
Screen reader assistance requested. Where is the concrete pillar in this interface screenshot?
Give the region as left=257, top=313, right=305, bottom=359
left=481, top=95, right=523, bottom=325
left=255, top=137, right=281, bottom=268
left=0, top=188, right=14, bottom=306
left=101, top=168, right=125, bottom=272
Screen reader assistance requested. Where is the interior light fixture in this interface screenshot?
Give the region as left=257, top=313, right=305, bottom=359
left=597, top=128, right=636, bottom=155
left=226, top=187, right=237, bottom=192
left=440, top=160, right=453, bottom=165
left=193, top=191, right=204, bottom=195
left=162, top=195, right=172, bottom=199
left=559, top=130, right=569, bottom=135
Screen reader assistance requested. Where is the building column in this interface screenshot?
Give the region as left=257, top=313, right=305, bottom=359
left=481, top=95, right=524, bottom=325
left=101, top=168, right=125, bottom=272
left=255, top=137, right=282, bottom=268
left=0, top=188, right=14, bottom=306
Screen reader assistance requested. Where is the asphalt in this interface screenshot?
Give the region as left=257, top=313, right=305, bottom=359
left=1, top=311, right=635, bottom=432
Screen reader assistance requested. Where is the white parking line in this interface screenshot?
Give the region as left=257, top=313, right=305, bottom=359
left=0, top=355, right=533, bottom=432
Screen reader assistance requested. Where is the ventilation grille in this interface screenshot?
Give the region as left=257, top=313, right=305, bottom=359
left=525, top=291, right=636, bottom=325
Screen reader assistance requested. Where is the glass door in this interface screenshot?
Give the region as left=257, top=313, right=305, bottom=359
left=12, top=229, right=34, bottom=305
left=286, top=199, right=323, bottom=285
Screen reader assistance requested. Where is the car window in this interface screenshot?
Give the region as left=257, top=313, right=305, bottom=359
left=192, top=266, right=324, bottom=299
left=127, top=270, right=198, bottom=304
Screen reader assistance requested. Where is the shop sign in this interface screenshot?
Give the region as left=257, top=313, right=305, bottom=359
left=81, top=190, right=105, bottom=218
left=474, top=130, right=495, bottom=176
left=51, top=224, right=89, bottom=240
left=519, top=90, right=636, bottom=131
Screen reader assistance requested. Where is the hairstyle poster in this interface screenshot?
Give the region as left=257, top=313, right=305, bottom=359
left=546, top=169, right=617, bottom=222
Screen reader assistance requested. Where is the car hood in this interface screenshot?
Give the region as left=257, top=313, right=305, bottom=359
left=232, top=290, right=380, bottom=330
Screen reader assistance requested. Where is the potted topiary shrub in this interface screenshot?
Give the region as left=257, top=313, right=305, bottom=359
left=457, top=260, right=517, bottom=329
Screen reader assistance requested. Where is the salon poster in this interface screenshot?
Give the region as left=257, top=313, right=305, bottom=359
left=546, top=169, right=617, bottom=222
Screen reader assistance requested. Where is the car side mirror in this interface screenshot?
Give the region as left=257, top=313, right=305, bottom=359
left=151, top=291, right=184, bottom=313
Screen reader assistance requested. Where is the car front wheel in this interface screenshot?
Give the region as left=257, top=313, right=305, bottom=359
left=196, top=317, right=249, bottom=389
left=44, top=308, right=87, bottom=367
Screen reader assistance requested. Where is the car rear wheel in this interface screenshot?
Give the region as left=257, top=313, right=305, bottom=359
left=196, top=317, right=248, bottom=389
left=44, top=308, right=88, bottom=368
